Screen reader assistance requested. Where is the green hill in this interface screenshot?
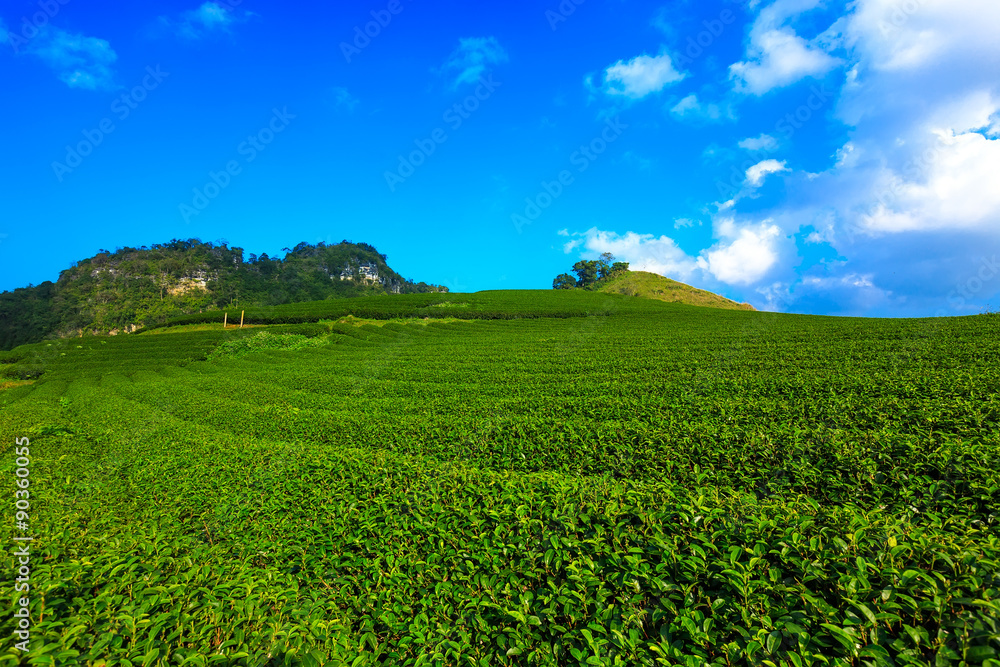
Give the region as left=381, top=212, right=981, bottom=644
left=596, top=270, right=755, bottom=310
left=0, top=239, right=446, bottom=350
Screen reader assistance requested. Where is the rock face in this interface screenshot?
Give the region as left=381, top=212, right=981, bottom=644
left=167, top=271, right=212, bottom=296
left=338, top=259, right=403, bottom=293
left=108, top=324, right=140, bottom=336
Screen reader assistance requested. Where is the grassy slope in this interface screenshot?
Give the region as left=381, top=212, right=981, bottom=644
left=597, top=270, right=755, bottom=310
left=1, top=293, right=999, bottom=665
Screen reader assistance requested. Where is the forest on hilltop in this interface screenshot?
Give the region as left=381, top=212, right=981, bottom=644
left=0, top=239, right=445, bottom=350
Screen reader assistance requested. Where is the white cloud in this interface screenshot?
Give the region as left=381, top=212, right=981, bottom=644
left=746, top=159, right=789, bottom=186
left=738, top=133, right=778, bottom=151
left=755, top=0, right=826, bottom=28
left=603, top=51, right=685, bottom=99
left=731, top=28, right=840, bottom=94
left=758, top=272, right=897, bottom=315
left=188, top=2, right=231, bottom=28
left=668, top=94, right=731, bottom=122
left=563, top=228, right=699, bottom=279
left=697, top=221, right=783, bottom=285
left=674, top=218, right=698, bottom=229
left=671, top=94, right=699, bottom=115
left=845, top=0, right=1000, bottom=73
left=728, top=1, right=840, bottom=95
left=686, top=0, right=1000, bottom=314
left=798, top=3, right=1000, bottom=241
left=569, top=1, right=1000, bottom=314
left=833, top=142, right=858, bottom=168
left=161, top=2, right=252, bottom=39
left=928, top=90, right=999, bottom=135
left=559, top=222, right=782, bottom=289
left=28, top=29, right=117, bottom=90
left=442, top=37, right=508, bottom=88
left=859, top=128, right=1000, bottom=234
left=712, top=159, right=790, bottom=212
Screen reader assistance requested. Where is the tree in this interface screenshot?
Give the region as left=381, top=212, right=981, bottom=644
left=572, top=260, right=600, bottom=288
left=610, top=261, right=629, bottom=274
left=597, top=252, right=615, bottom=280
left=552, top=273, right=576, bottom=289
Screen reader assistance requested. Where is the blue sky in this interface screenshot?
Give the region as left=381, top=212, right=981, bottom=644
left=1, top=0, right=998, bottom=316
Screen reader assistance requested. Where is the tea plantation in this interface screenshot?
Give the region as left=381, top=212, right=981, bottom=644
left=1, top=290, right=998, bottom=666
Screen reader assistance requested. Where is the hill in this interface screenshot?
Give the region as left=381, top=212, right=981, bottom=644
left=0, top=239, right=445, bottom=350
left=596, top=270, right=755, bottom=310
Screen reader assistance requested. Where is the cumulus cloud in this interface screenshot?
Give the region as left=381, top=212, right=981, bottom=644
left=729, top=0, right=840, bottom=95
left=560, top=220, right=784, bottom=290
left=564, top=1, right=1000, bottom=314
left=28, top=29, right=117, bottom=90
left=845, top=0, right=1000, bottom=73
left=731, top=28, right=840, bottom=94
left=739, top=134, right=779, bottom=151
left=807, top=2, right=1000, bottom=241
left=696, top=219, right=784, bottom=285
left=602, top=51, right=685, bottom=99
left=441, top=37, right=508, bottom=88
left=689, top=0, right=1000, bottom=314
left=562, top=228, right=699, bottom=279
left=160, top=2, right=253, bottom=39
left=746, top=159, right=789, bottom=187
left=858, top=128, right=1000, bottom=234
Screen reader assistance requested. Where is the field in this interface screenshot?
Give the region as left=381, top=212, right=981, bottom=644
left=1, top=290, right=999, bottom=666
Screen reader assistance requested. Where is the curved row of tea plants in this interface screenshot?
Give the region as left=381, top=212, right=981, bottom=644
left=150, top=290, right=676, bottom=329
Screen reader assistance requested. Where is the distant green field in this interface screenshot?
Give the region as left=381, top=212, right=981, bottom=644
left=148, top=289, right=668, bottom=329
left=1, top=291, right=999, bottom=666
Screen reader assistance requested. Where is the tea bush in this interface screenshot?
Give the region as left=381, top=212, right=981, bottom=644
left=1, top=295, right=998, bottom=665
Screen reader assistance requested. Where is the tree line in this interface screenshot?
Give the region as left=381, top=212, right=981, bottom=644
left=553, top=253, right=629, bottom=289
